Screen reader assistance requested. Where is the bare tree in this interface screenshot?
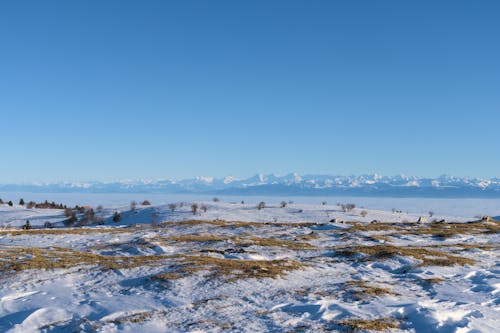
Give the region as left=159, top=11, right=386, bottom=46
left=85, top=208, right=95, bottom=222
left=428, top=211, right=434, bottom=217
left=201, top=205, right=208, bottom=213
left=168, top=203, right=177, bottom=212
left=130, top=201, right=137, bottom=212
left=280, top=201, right=287, bottom=208
left=341, top=203, right=356, bottom=212
left=212, top=197, right=220, bottom=202
left=191, top=203, right=198, bottom=215
left=257, top=202, right=265, bottom=210
left=360, top=210, right=368, bottom=217
left=96, top=205, right=103, bottom=212
left=64, top=208, right=73, bottom=217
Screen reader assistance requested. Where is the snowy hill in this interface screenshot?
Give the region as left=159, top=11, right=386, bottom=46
left=2, top=173, right=500, bottom=197
left=0, top=202, right=498, bottom=332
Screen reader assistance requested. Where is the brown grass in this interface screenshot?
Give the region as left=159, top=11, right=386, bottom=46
left=165, top=234, right=231, bottom=242
left=336, top=220, right=500, bottom=239
left=295, top=233, right=320, bottom=241
left=153, top=255, right=304, bottom=282
left=242, top=237, right=317, bottom=250
left=334, top=245, right=475, bottom=266
left=345, top=280, right=397, bottom=298
left=366, top=234, right=393, bottom=242
left=0, top=228, right=131, bottom=236
left=0, top=246, right=173, bottom=273
left=418, top=277, right=445, bottom=285
left=159, top=219, right=321, bottom=228
left=103, top=311, right=160, bottom=324
left=159, top=234, right=317, bottom=250
left=337, top=318, right=400, bottom=331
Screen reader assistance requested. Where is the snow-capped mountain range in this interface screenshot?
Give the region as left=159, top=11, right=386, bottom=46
left=2, top=173, right=500, bottom=197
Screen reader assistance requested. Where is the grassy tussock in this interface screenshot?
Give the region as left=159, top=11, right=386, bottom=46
left=345, top=280, right=397, bottom=298
left=0, top=228, right=131, bottom=236
left=103, top=311, right=158, bottom=324
left=366, top=234, right=393, bottom=242
left=243, top=237, right=316, bottom=250
left=342, top=221, right=500, bottom=239
left=159, top=234, right=317, bottom=250
left=418, top=277, right=445, bottom=285
left=294, top=233, right=320, bottom=240
left=0, top=246, right=173, bottom=273
left=160, top=219, right=320, bottom=228
left=337, top=318, right=400, bottom=331
left=334, top=245, right=475, bottom=266
left=154, top=255, right=304, bottom=282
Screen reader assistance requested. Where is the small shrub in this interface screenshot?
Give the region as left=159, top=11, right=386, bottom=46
left=142, top=200, right=151, bottom=206
left=130, top=201, right=137, bottom=212
left=113, top=211, right=121, bottom=222
left=257, top=202, right=265, bottom=210
left=85, top=208, right=95, bottom=221
left=213, top=197, right=220, bottom=202
left=201, top=205, right=208, bottom=213
left=360, top=210, right=368, bottom=217
left=280, top=201, right=287, bottom=208
left=168, top=203, right=177, bottom=212
left=191, top=203, right=198, bottom=215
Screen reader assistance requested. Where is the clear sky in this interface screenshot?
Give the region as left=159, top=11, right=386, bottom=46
left=0, top=1, right=499, bottom=183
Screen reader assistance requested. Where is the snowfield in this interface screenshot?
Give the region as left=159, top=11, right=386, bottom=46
left=0, top=200, right=498, bottom=332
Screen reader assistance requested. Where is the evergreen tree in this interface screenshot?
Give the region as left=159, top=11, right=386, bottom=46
left=19, top=198, right=25, bottom=206
left=8, top=200, right=13, bottom=207
left=22, top=220, right=31, bottom=230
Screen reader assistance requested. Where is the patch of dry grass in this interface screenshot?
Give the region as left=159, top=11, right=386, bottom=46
left=336, top=318, right=400, bottom=331
left=345, top=280, right=397, bottom=298
left=153, top=255, right=304, bottom=282
left=337, top=220, right=500, bottom=239
left=366, top=234, right=393, bottom=242
left=102, top=311, right=161, bottom=325
left=159, top=219, right=321, bottom=228
left=401, top=221, right=500, bottom=238
left=164, top=234, right=231, bottom=242
left=417, top=277, right=445, bottom=285
left=158, top=234, right=317, bottom=250
left=242, top=237, right=317, bottom=250
left=0, top=228, right=131, bottom=236
left=0, top=246, right=173, bottom=273
left=334, top=245, right=475, bottom=266
left=294, top=233, right=320, bottom=241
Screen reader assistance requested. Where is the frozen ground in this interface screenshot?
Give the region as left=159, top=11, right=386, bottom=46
left=0, top=200, right=498, bottom=332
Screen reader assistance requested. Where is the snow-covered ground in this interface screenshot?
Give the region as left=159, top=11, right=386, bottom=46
left=0, top=200, right=498, bottom=332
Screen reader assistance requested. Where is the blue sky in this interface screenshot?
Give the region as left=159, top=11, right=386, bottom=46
left=0, top=1, right=499, bottom=183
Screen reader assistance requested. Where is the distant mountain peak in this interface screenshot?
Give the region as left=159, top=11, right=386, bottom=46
left=1, top=173, right=499, bottom=197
